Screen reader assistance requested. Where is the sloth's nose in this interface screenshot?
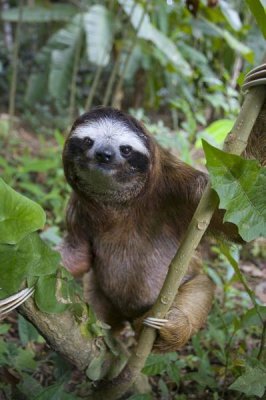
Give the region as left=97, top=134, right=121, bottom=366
left=95, top=146, right=115, bottom=164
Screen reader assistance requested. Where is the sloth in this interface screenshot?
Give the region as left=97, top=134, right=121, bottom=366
left=60, top=105, right=265, bottom=352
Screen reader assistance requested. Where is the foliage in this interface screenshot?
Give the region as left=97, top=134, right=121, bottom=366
left=0, top=178, right=74, bottom=313
left=203, top=141, right=266, bottom=241
left=229, top=364, right=266, bottom=397
left=0, top=178, right=45, bottom=244
left=2, top=0, right=265, bottom=132
left=245, top=0, right=266, bottom=39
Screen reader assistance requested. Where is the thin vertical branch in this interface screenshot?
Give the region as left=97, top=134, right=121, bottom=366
left=111, top=4, right=147, bottom=109
left=85, top=65, right=104, bottom=110
left=69, top=28, right=83, bottom=122
left=84, top=0, right=124, bottom=110
left=102, top=54, right=121, bottom=107
left=8, top=0, right=23, bottom=135
left=103, top=2, right=137, bottom=107
left=257, top=321, right=266, bottom=361
left=1, top=0, right=13, bottom=52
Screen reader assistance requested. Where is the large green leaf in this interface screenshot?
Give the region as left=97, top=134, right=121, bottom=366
left=203, top=141, right=266, bottom=242
left=83, top=5, right=113, bottom=67
left=0, top=233, right=59, bottom=296
left=246, top=0, right=266, bottom=39
left=0, top=179, right=45, bottom=245
left=118, top=0, right=192, bottom=76
left=1, top=4, right=76, bottom=23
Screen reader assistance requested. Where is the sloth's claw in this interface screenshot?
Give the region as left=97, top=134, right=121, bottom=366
left=0, top=287, right=34, bottom=318
left=143, top=317, right=169, bottom=330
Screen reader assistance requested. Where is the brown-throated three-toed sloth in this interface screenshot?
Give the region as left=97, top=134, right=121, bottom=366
left=60, top=105, right=265, bottom=352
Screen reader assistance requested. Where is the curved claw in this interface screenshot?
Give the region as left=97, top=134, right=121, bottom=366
left=243, top=63, right=266, bottom=91
left=0, top=287, right=34, bottom=318
left=143, top=317, right=168, bottom=330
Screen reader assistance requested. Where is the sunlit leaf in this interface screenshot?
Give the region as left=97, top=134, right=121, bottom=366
left=220, top=0, right=242, bottom=31
left=83, top=5, right=114, bottom=66
left=196, top=119, right=234, bottom=148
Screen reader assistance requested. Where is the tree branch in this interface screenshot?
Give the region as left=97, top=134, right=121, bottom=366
left=19, top=298, right=108, bottom=371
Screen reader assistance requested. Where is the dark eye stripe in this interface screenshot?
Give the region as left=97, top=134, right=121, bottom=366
left=83, top=137, right=94, bottom=148
left=120, top=145, right=132, bottom=157
left=127, top=151, right=149, bottom=173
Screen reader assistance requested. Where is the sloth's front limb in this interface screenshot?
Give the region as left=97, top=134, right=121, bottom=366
left=57, top=238, right=90, bottom=277
left=144, top=274, right=215, bottom=352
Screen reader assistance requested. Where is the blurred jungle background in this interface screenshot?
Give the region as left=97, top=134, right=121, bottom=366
left=0, top=0, right=266, bottom=399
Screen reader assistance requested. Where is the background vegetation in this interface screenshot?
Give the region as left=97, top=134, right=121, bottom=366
left=0, top=0, right=266, bottom=399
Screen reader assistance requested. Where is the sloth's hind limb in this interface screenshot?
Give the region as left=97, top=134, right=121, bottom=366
left=143, top=274, right=215, bottom=352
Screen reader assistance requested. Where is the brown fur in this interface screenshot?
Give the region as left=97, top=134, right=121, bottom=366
left=59, top=106, right=265, bottom=351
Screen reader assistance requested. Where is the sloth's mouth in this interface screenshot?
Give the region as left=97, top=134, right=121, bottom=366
left=88, top=161, right=118, bottom=175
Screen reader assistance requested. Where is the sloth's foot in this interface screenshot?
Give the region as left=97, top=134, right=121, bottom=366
left=142, top=274, right=215, bottom=352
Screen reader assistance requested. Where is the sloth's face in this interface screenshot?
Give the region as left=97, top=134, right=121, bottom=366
left=63, top=112, right=151, bottom=202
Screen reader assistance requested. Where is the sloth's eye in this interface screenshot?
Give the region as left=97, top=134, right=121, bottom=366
left=120, top=145, right=132, bottom=157
left=83, top=137, right=94, bottom=148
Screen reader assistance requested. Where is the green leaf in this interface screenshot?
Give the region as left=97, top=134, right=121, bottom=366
left=0, top=233, right=59, bottom=296
left=18, top=315, right=44, bottom=345
left=0, top=324, right=11, bottom=335
left=242, top=305, right=266, bottom=327
left=246, top=0, right=266, bottom=39
left=35, top=275, right=69, bottom=314
left=196, top=119, right=234, bottom=149
left=49, top=14, right=83, bottom=100
left=18, top=375, right=43, bottom=399
left=201, top=18, right=254, bottom=62
left=220, top=0, right=242, bottom=31
left=203, top=141, right=266, bottom=241
left=230, top=365, right=266, bottom=397
left=118, top=0, right=192, bottom=76
left=142, top=353, right=177, bottom=376
left=86, top=344, right=107, bottom=380
left=21, top=158, right=58, bottom=173
left=14, top=348, right=36, bottom=372
left=33, top=383, right=65, bottom=400
left=0, top=179, right=46, bottom=245
left=1, top=4, right=76, bottom=23
left=84, top=5, right=114, bottom=66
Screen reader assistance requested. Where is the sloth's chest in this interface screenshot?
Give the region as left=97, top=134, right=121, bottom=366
left=91, top=226, right=179, bottom=317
